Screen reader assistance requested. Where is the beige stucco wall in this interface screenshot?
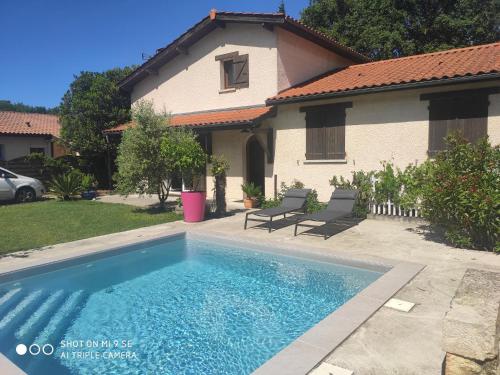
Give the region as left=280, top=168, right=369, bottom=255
left=205, top=128, right=273, bottom=201
left=266, top=81, right=500, bottom=201
left=0, top=136, right=51, bottom=161
left=206, top=81, right=499, bottom=202
left=131, top=23, right=279, bottom=114
left=276, top=28, right=354, bottom=91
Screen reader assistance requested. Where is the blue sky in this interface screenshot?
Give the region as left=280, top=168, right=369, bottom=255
left=0, top=0, right=308, bottom=108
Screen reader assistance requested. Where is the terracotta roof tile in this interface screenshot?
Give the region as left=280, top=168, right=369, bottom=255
left=104, top=106, right=275, bottom=134
left=269, top=42, right=500, bottom=102
left=0, top=111, right=60, bottom=137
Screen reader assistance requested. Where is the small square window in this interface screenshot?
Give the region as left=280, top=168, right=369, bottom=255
left=223, top=60, right=235, bottom=89
left=216, top=52, right=249, bottom=91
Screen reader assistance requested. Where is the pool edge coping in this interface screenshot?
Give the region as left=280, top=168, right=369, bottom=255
left=0, top=229, right=425, bottom=375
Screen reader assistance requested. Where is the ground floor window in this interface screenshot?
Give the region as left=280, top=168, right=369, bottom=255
left=423, top=88, right=494, bottom=156
left=30, top=147, right=45, bottom=155
left=0, top=144, right=4, bottom=160
left=301, top=102, right=351, bottom=160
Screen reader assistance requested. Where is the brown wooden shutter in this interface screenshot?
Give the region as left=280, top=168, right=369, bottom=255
left=428, top=98, right=453, bottom=155
left=266, top=127, right=274, bottom=163
left=429, top=95, right=488, bottom=155
left=325, top=107, right=346, bottom=159
left=305, top=111, right=325, bottom=160
left=459, top=95, right=488, bottom=143
left=232, top=54, right=249, bottom=88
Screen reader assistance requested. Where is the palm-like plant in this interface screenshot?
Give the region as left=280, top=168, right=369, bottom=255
left=50, top=171, right=82, bottom=201
left=241, top=182, right=261, bottom=198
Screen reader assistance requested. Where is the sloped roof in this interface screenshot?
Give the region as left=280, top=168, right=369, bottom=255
left=268, top=42, right=500, bottom=104
left=104, top=106, right=275, bottom=134
left=0, top=111, right=60, bottom=137
left=118, top=10, right=368, bottom=91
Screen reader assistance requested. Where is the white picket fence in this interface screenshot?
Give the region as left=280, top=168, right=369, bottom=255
left=369, top=199, right=422, bottom=218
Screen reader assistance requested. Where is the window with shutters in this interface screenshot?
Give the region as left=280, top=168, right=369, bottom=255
left=215, top=52, right=249, bottom=91
left=428, top=94, right=488, bottom=156
left=301, top=102, right=351, bottom=160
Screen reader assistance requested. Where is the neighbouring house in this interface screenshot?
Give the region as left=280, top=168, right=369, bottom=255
left=0, top=111, right=66, bottom=161
left=105, top=10, right=500, bottom=201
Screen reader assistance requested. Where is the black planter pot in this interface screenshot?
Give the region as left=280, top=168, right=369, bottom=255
left=81, top=190, right=97, bottom=200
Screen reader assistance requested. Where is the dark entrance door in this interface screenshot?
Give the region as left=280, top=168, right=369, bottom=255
left=246, top=136, right=265, bottom=195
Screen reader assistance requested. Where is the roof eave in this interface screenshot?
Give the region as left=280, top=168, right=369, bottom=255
left=118, top=12, right=368, bottom=92
left=265, top=73, right=500, bottom=105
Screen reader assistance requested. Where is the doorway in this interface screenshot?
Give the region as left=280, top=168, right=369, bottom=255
left=246, top=136, right=265, bottom=195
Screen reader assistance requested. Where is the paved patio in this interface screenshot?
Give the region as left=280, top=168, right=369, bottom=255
left=1, top=211, right=498, bottom=374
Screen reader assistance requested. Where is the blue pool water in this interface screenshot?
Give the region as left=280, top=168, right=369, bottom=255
left=0, top=235, right=382, bottom=374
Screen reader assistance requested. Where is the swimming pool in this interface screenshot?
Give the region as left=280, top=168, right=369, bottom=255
left=0, top=234, right=383, bottom=374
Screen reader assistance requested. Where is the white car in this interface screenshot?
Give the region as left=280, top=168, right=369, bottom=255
left=0, top=167, right=46, bottom=203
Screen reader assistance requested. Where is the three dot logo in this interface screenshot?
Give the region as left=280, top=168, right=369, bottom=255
left=16, top=343, right=54, bottom=356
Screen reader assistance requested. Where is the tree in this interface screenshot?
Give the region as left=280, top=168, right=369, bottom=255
left=300, top=0, right=499, bottom=60
left=161, top=128, right=207, bottom=191
left=0, top=100, right=58, bottom=114
left=115, top=101, right=174, bottom=209
left=278, top=0, right=286, bottom=14
left=59, top=66, right=134, bottom=184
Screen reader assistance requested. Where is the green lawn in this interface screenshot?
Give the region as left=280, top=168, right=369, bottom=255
left=1, top=200, right=182, bottom=254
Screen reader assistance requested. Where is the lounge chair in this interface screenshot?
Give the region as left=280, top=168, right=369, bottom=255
left=294, top=189, right=358, bottom=240
left=244, top=189, right=311, bottom=233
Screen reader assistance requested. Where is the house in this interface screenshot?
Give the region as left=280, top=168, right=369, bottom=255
left=106, top=10, right=500, bottom=201
left=0, top=111, right=66, bottom=161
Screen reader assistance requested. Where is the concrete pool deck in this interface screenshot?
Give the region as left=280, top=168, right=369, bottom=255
left=1, top=212, right=499, bottom=374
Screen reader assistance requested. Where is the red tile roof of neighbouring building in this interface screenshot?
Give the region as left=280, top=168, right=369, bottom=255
left=0, top=111, right=61, bottom=137
left=268, top=42, right=500, bottom=103
left=104, top=106, right=276, bottom=134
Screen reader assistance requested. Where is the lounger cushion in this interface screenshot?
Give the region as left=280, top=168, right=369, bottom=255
left=300, top=210, right=348, bottom=222
left=282, top=189, right=311, bottom=208
left=331, top=189, right=358, bottom=200
left=252, top=206, right=295, bottom=217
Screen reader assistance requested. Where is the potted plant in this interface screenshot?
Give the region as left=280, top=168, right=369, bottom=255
left=80, top=174, right=97, bottom=200
left=161, top=128, right=207, bottom=222
left=241, top=182, right=261, bottom=209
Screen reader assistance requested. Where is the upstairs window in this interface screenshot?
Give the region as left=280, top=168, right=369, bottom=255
left=300, top=102, right=352, bottom=160
left=215, top=52, right=249, bottom=90
left=422, top=88, right=494, bottom=156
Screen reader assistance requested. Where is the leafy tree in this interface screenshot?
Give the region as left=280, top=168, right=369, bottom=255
left=278, top=0, right=286, bottom=13
left=115, top=101, right=174, bottom=209
left=59, top=66, right=134, bottom=184
left=0, top=100, right=58, bottom=114
left=161, top=128, right=207, bottom=191
left=301, top=0, right=499, bottom=59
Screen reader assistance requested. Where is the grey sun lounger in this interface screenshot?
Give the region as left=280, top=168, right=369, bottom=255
left=244, top=188, right=311, bottom=233
left=294, top=189, right=359, bottom=240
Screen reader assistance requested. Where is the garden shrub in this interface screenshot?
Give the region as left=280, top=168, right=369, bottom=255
left=374, top=161, right=402, bottom=205
left=330, top=170, right=375, bottom=217
left=259, top=180, right=324, bottom=213
left=421, top=135, right=499, bottom=251
left=50, top=170, right=83, bottom=200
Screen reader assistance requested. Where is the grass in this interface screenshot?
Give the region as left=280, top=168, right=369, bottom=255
left=1, top=200, right=182, bottom=255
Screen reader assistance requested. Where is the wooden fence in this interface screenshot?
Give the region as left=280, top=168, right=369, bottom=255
left=0, top=157, right=43, bottom=179
left=369, top=199, right=423, bottom=218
